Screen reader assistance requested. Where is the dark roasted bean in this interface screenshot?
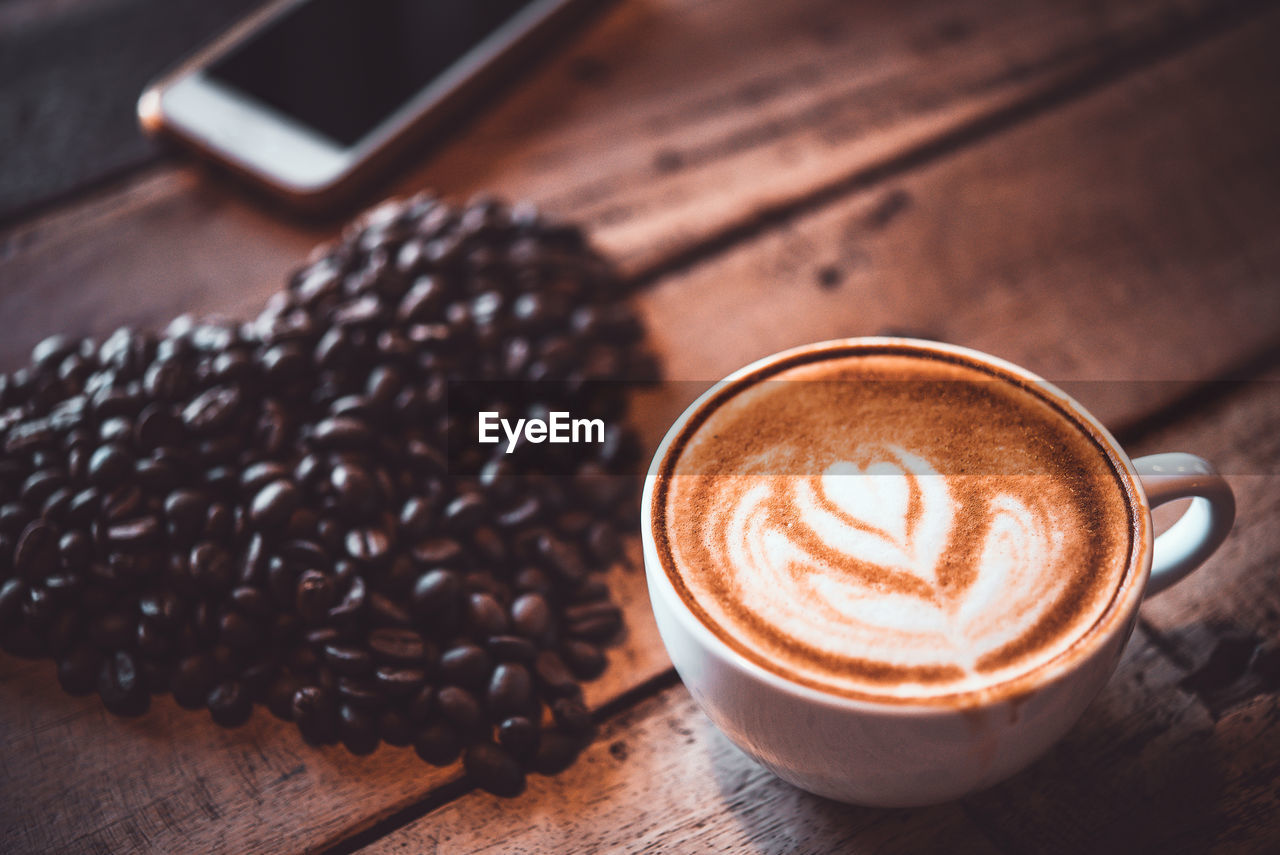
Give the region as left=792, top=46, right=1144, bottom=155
left=534, top=650, right=579, bottom=698
left=190, top=542, right=233, bottom=594
left=497, top=715, right=540, bottom=759
left=378, top=709, right=415, bottom=747
left=98, top=650, right=149, bottom=717
left=436, top=685, right=481, bottom=729
left=171, top=654, right=217, bottom=709
left=487, top=635, right=537, bottom=662
left=57, top=643, right=102, bottom=696
left=465, top=742, right=525, bottom=797
left=292, top=686, right=338, bottom=745
left=561, top=639, right=607, bottom=680
left=323, top=643, right=373, bottom=677
left=367, top=627, right=428, bottom=664
left=533, top=730, right=584, bottom=776
left=439, top=643, right=491, bottom=689
left=182, top=386, right=241, bottom=434
left=412, top=569, right=459, bottom=620
left=467, top=592, right=508, bottom=637
left=373, top=665, right=426, bottom=697
left=295, top=570, right=333, bottom=623
left=414, top=722, right=461, bottom=766
left=339, top=704, right=379, bottom=755
left=250, top=480, right=300, bottom=530
left=487, top=663, right=533, bottom=717
left=208, top=680, right=253, bottom=728
left=551, top=696, right=594, bottom=736
left=510, top=593, right=552, bottom=641
left=15, top=520, right=58, bottom=581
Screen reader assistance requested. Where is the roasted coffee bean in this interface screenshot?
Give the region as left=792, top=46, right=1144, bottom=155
left=250, top=480, right=300, bottom=530
left=339, top=704, right=379, bottom=755
left=292, top=686, right=338, bottom=745
left=410, top=537, right=464, bottom=566
left=295, top=570, right=334, bottom=623
left=439, top=643, right=491, bottom=689
left=436, top=685, right=481, bottom=730
left=551, top=696, right=593, bottom=736
left=487, top=663, right=533, bottom=717
left=345, top=527, right=390, bottom=563
left=219, top=611, right=261, bottom=650
left=88, top=612, right=133, bottom=649
left=266, top=674, right=303, bottom=721
left=565, top=601, right=623, bottom=641
left=171, top=654, right=217, bottom=709
left=0, top=193, right=650, bottom=796
left=411, top=568, right=460, bottom=622
left=414, top=722, right=461, bottom=766
left=534, top=650, right=579, bottom=698
left=497, top=715, right=540, bottom=759
left=487, top=634, right=537, bottom=662
left=331, top=464, right=377, bottom=516
left=533, top=730, right=585, bottom=776
left=323, top=643, right=373, bottom=677
left=182, top=386, right=241, bottom=434
left=164, top=489, right=207, bottom=540
left=467, top=592, right=508, bottom=637
left=335, top=677, right=385, bottom=711
left=367, top=592, right=412, bottom=627
left=57, top=643, right=102, bottom=696
left=510, top=593, right=552, bottom=641
left=98, top=650, right=149, bottom=717
left=311, top=417, right=373, bottom=450
left=367, top=627, right=428, bottom=664
left=465, top=742, right=525, bottom=797
left=87, top=444, right=132, bottom=487
left=208, top=680, right=253, bottom=728
left=561, top=639, right=607, bottom=680
left=106, top=516, right=162, bottom=550
left=15, top=520, right=58, bottom=581
left=378, top=709, right=415, bottom=747
left=190, top=542, right=233, bottom=594
left=373, top=665, right=426, bottom=697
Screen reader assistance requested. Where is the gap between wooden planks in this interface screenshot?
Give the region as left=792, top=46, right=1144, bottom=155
left=0, top=0, right=1269, bottom=370
left=3, top=3, right=1280, bottom=855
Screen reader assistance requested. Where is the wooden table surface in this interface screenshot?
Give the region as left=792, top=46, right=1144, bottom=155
left=3, top=0, right=1280, bottom=852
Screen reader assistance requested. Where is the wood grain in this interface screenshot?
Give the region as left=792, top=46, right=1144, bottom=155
left=632, top=4, right=1280, bottom=437
left=0, top=0, right=1261, bottom=370
left=0, top=546, right=670, bottom=855
left=365, top=684, right=1004, bottom=855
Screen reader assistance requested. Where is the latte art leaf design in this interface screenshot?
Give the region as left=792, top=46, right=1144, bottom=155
left=718, top=444, right=1068, bottom=681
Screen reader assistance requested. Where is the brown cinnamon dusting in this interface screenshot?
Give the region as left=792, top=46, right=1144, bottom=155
left=653, top=345, right=1137, bottom=701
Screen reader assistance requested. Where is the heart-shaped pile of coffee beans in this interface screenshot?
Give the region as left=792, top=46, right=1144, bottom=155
left=0, top=193, right=656, bottom=797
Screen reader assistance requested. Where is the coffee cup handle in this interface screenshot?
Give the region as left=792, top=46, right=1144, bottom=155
left=1133, top=453, right=1235, bottom=596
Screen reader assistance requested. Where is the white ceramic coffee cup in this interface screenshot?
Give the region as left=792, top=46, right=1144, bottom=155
left=641, top=338, right=1235, bottom=807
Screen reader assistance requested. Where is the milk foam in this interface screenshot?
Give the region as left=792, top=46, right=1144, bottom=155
left=656, top=349, right=1133, bottom=700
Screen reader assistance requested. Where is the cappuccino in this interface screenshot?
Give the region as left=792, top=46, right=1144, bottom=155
left=651, top=343, right=1137, bottom=702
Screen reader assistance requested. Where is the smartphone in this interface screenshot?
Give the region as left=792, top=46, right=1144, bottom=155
left=139, top=0, right=593, bottom=211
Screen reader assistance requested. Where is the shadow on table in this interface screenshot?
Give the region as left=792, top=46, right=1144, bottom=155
left=705, top=666, right=1244, bottom=854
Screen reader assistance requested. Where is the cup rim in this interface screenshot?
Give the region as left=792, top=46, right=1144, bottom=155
left=641, top=337, right=1154, bottom=715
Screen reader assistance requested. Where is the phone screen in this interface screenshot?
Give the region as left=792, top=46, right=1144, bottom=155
left=209, top=0, right=538, bottom=148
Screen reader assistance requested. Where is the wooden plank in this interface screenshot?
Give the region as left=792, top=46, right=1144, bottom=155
left=3, top=5, right=1280, bottom=855
left=361, top=382, right=1280, bottom=853
left=632, top=5, right=1280, bottom=433
left=0, top=0, right=1258, bottom=369
left=0, top=547, right=671, bottom=855
left=364, top=683, right=1004, bottom=855
left=957, top=379, right=1280, bottom=854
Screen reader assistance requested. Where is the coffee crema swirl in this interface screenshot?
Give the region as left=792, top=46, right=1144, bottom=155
left=654, top=349, right=1135, bottom=701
